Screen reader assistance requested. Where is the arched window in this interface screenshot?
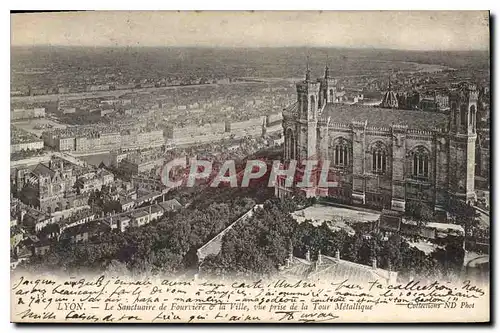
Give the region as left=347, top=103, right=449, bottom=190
left=450, top=102, right=457, bottom=125
left=301, top=95, right=308, bottom=116
left=411, top=147, right=430, bottom=179
left=371, top=142, right=388, bottom=174
left=285, top=128, right=296, bottom=160
left=331, top=138, right=350, bottom=168
left=310, top=95, right=316, bottom=114
left=470, top=105, right=476, bottom=131
left=460, top=104, right=467, bottom=127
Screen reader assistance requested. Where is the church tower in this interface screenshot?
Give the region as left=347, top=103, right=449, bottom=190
left=295, top=60, right=321, bottom=161
left=321, top=62, right=337, bottom=105
left=380, top=79, right=399, bottom=109
left=448, top=83, right=478, bottom=203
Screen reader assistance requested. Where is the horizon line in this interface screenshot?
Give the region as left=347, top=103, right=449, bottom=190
left=10, top=44, right=490, bottom=52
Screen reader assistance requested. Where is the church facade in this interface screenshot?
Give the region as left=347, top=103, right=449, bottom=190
left=279, top=65, right=477, bottom=212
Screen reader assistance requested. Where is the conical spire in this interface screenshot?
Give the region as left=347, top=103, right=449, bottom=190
left=305, top=56, right=311, bottom=82
left=324, top=55, right=329, bottom=79
left=381, top=76, right=399, bottom=109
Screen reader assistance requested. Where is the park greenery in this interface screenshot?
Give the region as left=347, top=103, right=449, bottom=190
left=24, top=187, right=260, bottom=275
left=201, top=198, right=465, bottom=281
left=24, top=184, right=472, bottom=281
left=11, top=147, right=47, bottom=161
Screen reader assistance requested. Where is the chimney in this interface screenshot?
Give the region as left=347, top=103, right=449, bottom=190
left=372, top=258, right=377, bottom=270
left=335, top=249, right=340, bottom=260
left=305, top=249, right=311, bottom=262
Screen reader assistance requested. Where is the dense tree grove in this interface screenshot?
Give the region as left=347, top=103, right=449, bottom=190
left=87, top=185, right=123, bottom=215
left=444, top=197, right=487, bottom=253
left=201, top=199, right=299, bottom=278
left=24, top=194, right=256, bottom=275
left=201, top=198, right=465, bottom=281
left=24, top=181, right=468, bottom=281
left=445, top=197, right=480, bottom=237
left=11, top=148, right=47, bottom=161
left=405, top=200, right=434, bottom=226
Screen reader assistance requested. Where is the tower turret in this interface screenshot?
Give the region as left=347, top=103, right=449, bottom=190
left=380, top=78, right=398, bottom=109
left=321, top=58, right=337, bottom=104
left=305, top=57, right=311, bottom=82
left=448, top=83, right=478, bottom=203
left=294, top=60, right=321, bottom=160
left=449, top=83, right=478, bottom=135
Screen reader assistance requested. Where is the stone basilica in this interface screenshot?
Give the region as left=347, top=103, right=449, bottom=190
left=279, top=64, right=478, bottom=212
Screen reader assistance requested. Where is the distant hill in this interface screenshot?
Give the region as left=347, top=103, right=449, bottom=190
left=11, top=46, right=489, bottom=87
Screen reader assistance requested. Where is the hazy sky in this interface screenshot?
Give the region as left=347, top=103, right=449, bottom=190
left=11, top=11, right=490, bottom=50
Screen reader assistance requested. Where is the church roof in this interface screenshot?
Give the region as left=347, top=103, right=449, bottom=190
left=381, top=90, right=399, bottom=108
left=159, top=199, right=183, bottom=212
left=32, top=163, right=55, bottom=178
left=320, top=103, right=448, bottom=131
left=283, top=102, right=298, bottom=115
left=280, top=253, right=397, bottom=284
left=309, top=254, right=394, bottom=283
left=280, top=256, right=314, bottom=278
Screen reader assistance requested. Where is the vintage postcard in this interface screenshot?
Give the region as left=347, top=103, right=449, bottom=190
left=10, top=11, right=490, bottom=323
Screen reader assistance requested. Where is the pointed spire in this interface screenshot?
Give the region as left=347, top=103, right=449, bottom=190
left=305, top=55, right=311, bottom=82
left=324, top=55, right=329, bottom=79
